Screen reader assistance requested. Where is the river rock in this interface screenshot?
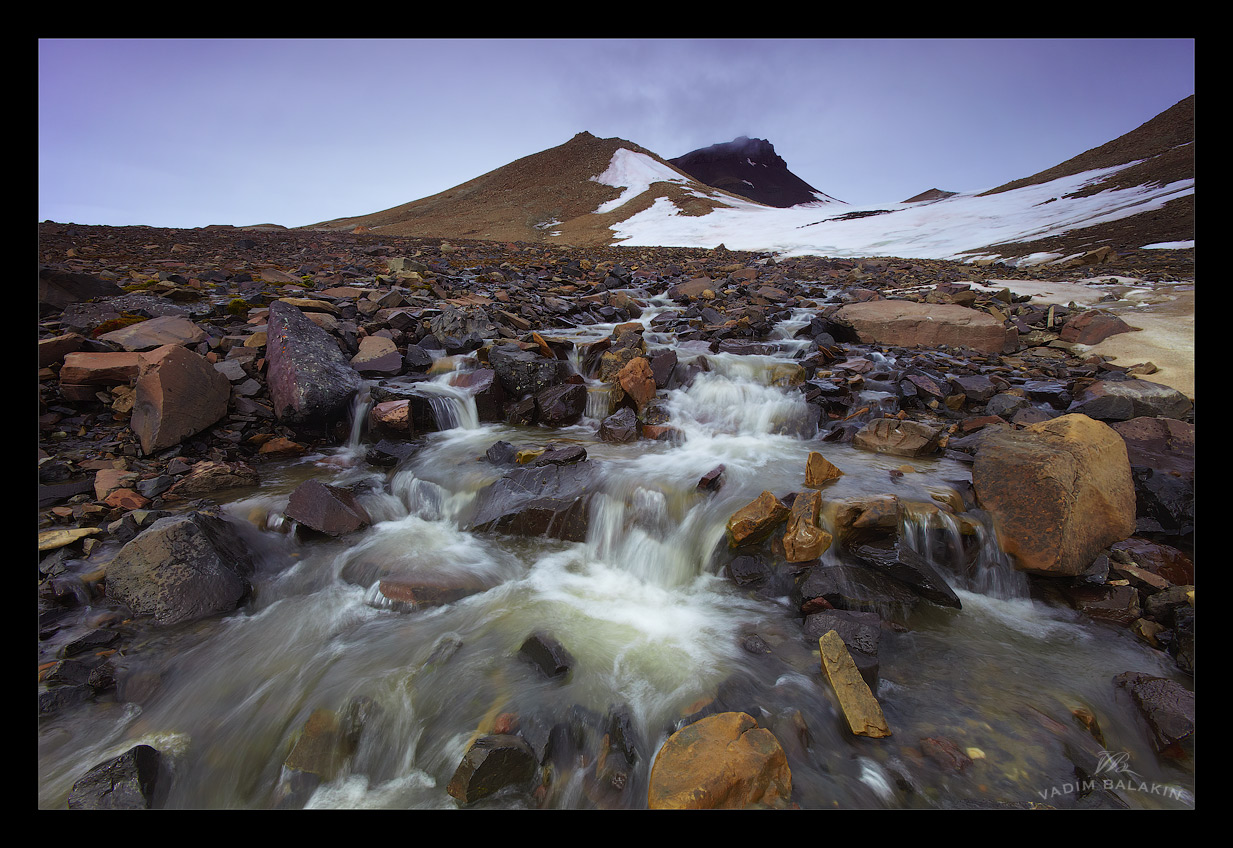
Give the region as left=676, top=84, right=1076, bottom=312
left=647, top=711, right=792, bottom=809
left=599, top=406, right=639, bottom=442
left=350, top=334, right=403, bottom=375
left=795, top=563, right=920, bottom=619
left=834, top=300, right=1013, bottom=354
left=782, top=490, right=832, bottom=563
left=852, top=418, right=945, bottom=457
left=98, top=315, right=208, bottom=351
left=617, top=356, right=657, bottom=410
left=488, top=344, right=560, bottom=397
left=59, top=350, right=144, bottom=402
left=804, top=609, right=882, bottom=690
left=104, top=511, right=255, bottom=626
left=726, top=491, right=790, bottom=547
left=447, top=734, right=539, bottom=804
left=804, top=451, right=844, bottom=487
left=1113, top=672, right=1194, bottom=753
left=1067, top=379, right=1192, bottom=422
left=519, top=631, right=575, bottom=679
left=1110, top=417, right=1195, bottom=537
left=67, top=744, right=162, bottom=809
left=452, top=367, right=506, bottom=422
left=819, top=630, right=891, bottom=738
left=266, top=299, right=362, bottom=430
left=973, top=413, right=1136, bottom=576
left=285, top=478, right=372, bottom=536
left=129, top=344, right=231, bottom=454
left=164, top=459, right=260, bottom=500
left=849, top=537, right=962, bottom=609
left=535, top=382, right=587, bottom=427
left=470, top=460, right=597, bottom=542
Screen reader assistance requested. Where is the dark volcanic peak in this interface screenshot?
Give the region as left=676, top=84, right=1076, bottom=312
left=669, top=136, right=840, bottom=208
left=902, top=188, right=958, bottom=204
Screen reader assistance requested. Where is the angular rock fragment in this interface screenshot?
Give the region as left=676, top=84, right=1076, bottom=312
left=818, top=630, right=891, bottom=738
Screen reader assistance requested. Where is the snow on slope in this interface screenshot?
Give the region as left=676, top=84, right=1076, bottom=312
left=592, top=151, right=1193, bottom=262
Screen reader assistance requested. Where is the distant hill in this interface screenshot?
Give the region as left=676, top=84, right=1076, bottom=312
left=305, top=131, right=754, bottom=247
left=667, top=136, right=842, bottom=208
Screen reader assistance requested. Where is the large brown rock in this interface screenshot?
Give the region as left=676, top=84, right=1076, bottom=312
left=973, top=413, right=1136, bottom=576
left=782, top=490, right=832, bottom=563
left=129, top=344, right=231, bottom=454
left=647, top=712, right=791, bottom=809
left=834, top=300, right=1012, bottom=354
left=726, top=491, right=790, bottom=547
left=852, top=418, right=945, bottom=457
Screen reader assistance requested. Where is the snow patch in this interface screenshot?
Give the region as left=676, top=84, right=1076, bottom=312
left=591, top=149, right=694, bottom=214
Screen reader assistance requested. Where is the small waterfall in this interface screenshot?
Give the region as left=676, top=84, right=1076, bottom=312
left=346, top=382, right=375, bottom=452
left=410, top=380, right=480, bottom=431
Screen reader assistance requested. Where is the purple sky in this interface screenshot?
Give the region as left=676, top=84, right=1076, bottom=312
left=38, top=38, right=1195, bottom=229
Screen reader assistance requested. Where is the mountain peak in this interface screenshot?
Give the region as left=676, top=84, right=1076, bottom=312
left=668, top=137, right=836, bottom=207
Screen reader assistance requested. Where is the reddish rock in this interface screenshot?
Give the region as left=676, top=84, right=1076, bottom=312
left=835, top=300, right=1013, bottom=354
left=617, top=356, right=657, bottom=410
left=59, top=351, right=144, bottom=401
left=97, top=315, right=208, bottom=352
left=1059, top=309, right=1134, bottom=345
left=129, top=344, right=231, bottom=454
left=286, top=478, right=372, bottom=536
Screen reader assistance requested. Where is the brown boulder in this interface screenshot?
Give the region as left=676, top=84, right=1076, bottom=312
left=1059, top=310, right=1134, bottom=345
left=59, top=351, right=144, bottom=402
left=804, top=451, right=844, bottom=487
left=647, top=712, right=791, bottom=809
left=782, top=490, right=833, bottom=563
left=97, top=315, right=208, bottom=351
left=834, top=300, right=1012, bottom=354
left=129, top=344, right=231, bottom=454
left=617, top=356, right=657, bottom=410
left=852, top=418, right=945, bottom=457
left=973, top=413, right=1136, bottom=576
left=819, top=630, right=891, bottom=738
left=726, top=491, right=790, bottom=547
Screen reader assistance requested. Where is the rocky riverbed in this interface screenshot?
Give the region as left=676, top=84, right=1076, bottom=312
left=38, top=223, right=1195, bottom=809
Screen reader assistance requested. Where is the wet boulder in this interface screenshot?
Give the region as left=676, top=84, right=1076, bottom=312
left=535, top=383, right=587, bottom=427
left=647, top=711, right=792, bottom=809
left=519, top=631, right=576, bottom=679
left=782, top=490, right=833, bottom=563
left=1067, top=379, right=1192, bottom=422
left=1113, top=672, right=1194, bottom=754
left=726, top=491, right=790, bottom=547
left=852, top=418, right=945, bottom=457
left=447, top=734, right=539, bottom=805
left=973, top=414, right=1136, bottom=576
left=265, top=299, right=362, bottom=430
left=1110, top=416, right=1195, bottom=537
left=819, top=630, right=891, bottom=738
left=848, top=537, right=962, bottom=609
left=795, top=563, right=920, bottom=619
left=67, top=745, right=162, bottom=809
left=285, top=478, right=372, bottom=536
left=470, top=460, right=598, bottom=542
left=104, top=511, right=256, bottom=626
left=488, top=344, right=560, bottom=398
left=599, top=406, right=639, bottom=442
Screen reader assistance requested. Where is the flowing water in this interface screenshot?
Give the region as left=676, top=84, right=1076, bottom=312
left=37, top=296, right=1195, bottom=810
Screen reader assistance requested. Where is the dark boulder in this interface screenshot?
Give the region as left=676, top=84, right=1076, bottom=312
left=470, top=460, right=598, bottom=542
left=67, top=745, right=162, bottom=809
left=446, top=734, right=539, bottom=804
left=286, top=478, right=372, bottom=536
left=104, top=511, right=255, bottom=626
left=266, top=300, right=362, bottom=431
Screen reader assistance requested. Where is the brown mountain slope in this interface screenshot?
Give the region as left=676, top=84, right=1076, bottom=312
left=304, top=131, right=746, bottom=247
left=978, top=94, right=1193, bottom=197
